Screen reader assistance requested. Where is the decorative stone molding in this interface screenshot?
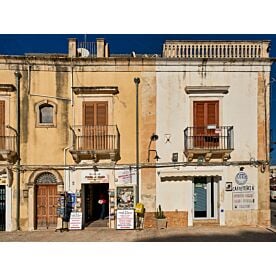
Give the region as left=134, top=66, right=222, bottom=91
left=185, top=86, right=230, bottom=94
left=35, top=99, right=57, bottom=128
left=0, top=84, right=16, bottom=92
left=72, top=86, right=119, bottom=95
left=27, top=169, right=63, bottom=186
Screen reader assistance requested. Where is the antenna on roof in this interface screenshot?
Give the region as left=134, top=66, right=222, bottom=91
left=131, top=51, right=136, bottom=58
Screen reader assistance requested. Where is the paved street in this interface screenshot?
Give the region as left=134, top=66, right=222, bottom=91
left=0, top=225, right=276, bottom=242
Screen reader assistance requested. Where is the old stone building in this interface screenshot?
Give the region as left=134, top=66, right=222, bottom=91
left=0, top=37, right=272, bottom=231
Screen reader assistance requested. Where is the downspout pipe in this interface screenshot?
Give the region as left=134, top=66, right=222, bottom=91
left=134, top=78, right=140, bottom=203
left=14, top=71, right=22, bottom=231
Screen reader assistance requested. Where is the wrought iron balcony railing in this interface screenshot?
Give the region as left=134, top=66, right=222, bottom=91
left=70, top=125, right=120, bottom=152
left=184, top=126, right=234, bottom=151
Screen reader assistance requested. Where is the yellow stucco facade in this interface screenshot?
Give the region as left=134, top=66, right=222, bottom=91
left=0, top=38, right=272, bottom=231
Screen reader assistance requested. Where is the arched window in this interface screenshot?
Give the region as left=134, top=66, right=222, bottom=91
left=35, top=172, right=57, bottom=184
left=39, top=103, right=53, bottom=123
left=35, top=100, right=57, bottom=127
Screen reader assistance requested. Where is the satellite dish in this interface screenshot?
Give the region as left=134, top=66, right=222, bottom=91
left=77, top=48, right=90, bottom=57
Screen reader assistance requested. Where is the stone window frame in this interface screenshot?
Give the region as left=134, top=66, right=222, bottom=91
left=35, top=100, right=57, bottom=128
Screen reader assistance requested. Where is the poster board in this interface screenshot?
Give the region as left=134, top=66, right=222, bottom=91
left=69, top=212, right=82, bottom=230
left=116, top=209, right=135, bottom=230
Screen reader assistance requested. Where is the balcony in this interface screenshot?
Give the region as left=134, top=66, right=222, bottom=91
left=184, top=126, right=234, bottom=162
left=69, top=125, right=120, bottom=163
left=0, top=134, right=17, bottom=163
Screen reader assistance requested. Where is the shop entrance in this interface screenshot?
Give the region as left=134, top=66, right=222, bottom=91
left=83, top=183, right=109, bottom=226
left=193, top=176, right=218, bottom=219
left=0, top=185, right=5, bottom=231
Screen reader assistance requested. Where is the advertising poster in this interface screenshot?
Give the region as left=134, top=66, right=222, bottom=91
left=116, top=209, right=135, bottom=230
left=117, top=186, right=135, bottom=209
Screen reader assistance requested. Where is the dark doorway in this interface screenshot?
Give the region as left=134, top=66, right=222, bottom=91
left=0, top=185, right=6, bottom=231
left=84, top=183, right=109, bottom=226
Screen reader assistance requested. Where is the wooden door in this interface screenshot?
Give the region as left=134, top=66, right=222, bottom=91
left=36, top=185, right=58, bottom=229
left=193, top=101, right=219, bottom=148
left=0, top=101, right=5, bottom=150
left=82, top=102, right=108, bottom=150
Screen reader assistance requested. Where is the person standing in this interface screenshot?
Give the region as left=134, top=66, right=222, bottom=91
left=98, top=193, right=107, bottom=220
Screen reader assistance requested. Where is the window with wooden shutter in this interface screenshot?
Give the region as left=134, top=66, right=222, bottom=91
left=82, top=101, right=108, bottom=150
left=193, top=101, right=219, bottom=148
left=83, top=101, right=108, bottom=126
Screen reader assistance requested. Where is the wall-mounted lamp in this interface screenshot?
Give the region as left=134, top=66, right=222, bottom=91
left=147, top=133, right=161, bottom=162
left=150, top=133, right=159, bottom=141
left=148, top=150, right=161, bottom=161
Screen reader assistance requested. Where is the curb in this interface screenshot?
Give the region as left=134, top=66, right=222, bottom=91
left=265, top=227, right=276, bottom=234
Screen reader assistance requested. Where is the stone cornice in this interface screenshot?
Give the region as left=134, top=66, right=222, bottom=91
left=0, top=84, right=16, bottom=92
left=185, top=86, right=230, bottom=94
left=72, top=86, right=119, bottom=95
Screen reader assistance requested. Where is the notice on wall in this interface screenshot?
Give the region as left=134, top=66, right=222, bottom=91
left=233, top=192, right=255, bottom=210
left=115, top=169, right=136, bottom=185
left=69, top=212, right=82, bottom=230
left=116, top=209, right=135, bottom=230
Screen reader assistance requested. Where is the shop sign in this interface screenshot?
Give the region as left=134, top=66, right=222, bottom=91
left=233, top=170, right=254, bottom=192
left=233, top=192, right=255, bottom=210
left=69, top=212, right=82, bottom=230
left=115, top=169, right=136, bottom=185
left=81, top=170, right=109, bottom=183
left=116, top=209, right=135, bottom=230
left=235, top=171, right=248, bottom=185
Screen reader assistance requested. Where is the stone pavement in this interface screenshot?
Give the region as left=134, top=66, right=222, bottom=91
left=1, top=225, right=276, bottom=242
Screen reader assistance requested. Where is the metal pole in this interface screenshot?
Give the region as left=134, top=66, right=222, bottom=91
left=134, top=77, right=140, bottom=203
left=14, top=71, right=22, bottom=230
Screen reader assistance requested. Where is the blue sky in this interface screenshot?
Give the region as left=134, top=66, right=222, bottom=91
left=1, top=34, right=276, bottom=163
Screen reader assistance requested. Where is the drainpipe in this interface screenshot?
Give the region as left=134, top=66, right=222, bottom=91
left=14, top=71, right=22, bottom=231
left=134, top=78, right=140, bottom=203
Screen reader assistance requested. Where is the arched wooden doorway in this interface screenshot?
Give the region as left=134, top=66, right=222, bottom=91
left=35, top=172, right=58, bottom=229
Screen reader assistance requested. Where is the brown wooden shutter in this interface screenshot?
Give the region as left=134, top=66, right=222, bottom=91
left=206, top=101, right=219, bottom=126
left=95, top=102, right=108, bottom=125
left=83, top=101, right=108, bottom=126
left=83, top=102, right=95, bottom=126
left=193, top=101, right=219, bottom=148
left=194, top=101, right=219, bottom=127
left=0, top=101, right=5, bottom=136
left=194, top=102, right=205, bottom=127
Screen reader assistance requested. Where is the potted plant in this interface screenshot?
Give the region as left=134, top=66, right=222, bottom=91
left=155, top=204, right=167, bottom=229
